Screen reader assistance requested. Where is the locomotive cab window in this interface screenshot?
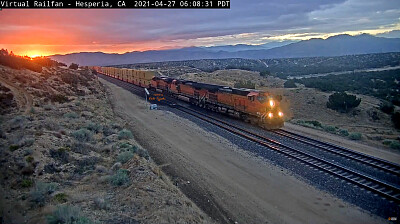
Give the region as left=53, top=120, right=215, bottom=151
left=248, top=96, right=255, bottom=101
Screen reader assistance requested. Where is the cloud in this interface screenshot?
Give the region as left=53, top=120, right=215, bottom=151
left=0, top=0, right=398, bottom=55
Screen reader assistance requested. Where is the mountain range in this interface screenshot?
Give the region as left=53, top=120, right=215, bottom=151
left=50, top=34, right=400, bottom=66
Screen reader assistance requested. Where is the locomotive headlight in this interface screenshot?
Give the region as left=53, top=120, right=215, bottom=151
left=269, top=100, right=275, bottom=107
left=268, top=112, right=273, bottom=118
left=278, top=111, right=284, bottom=117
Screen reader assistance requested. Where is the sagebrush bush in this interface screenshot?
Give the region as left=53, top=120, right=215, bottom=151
left=118, top=142, right=138, bottom=153
left=64, top=112, right=79, bottom=119
left=102, top=125, right=114, bottom=136
left=117, top=151, right=134, bottom=164
left=86, top=122, right=102, bottom=134
left=110, top=169, right=130, bottom=186
left=47, top=205, right=94, bottom=224
left=72, top=128, right=92, bottom=142
left=118, top=129, right=133, bottom=140
left=323, top=125, right=337, bottom=133
left=9, top=144, right=19, bottom=151
left=30, top=181, right=58, bottom=205
left=53, top=193, right=68, bottom=203
left=349, top=132, right=362, bottom=140
left=390, top=141, right=400, bottom=150
left=21, top=179, right=33, bottom=188
left=338, top=129, right=349, bottom=136
left=137, top=148, right=150, bottom=160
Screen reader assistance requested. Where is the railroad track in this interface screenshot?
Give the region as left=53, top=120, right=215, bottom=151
left=98, top=73, right=400, bottom=204
left=272, top=129, right=400, bottom=177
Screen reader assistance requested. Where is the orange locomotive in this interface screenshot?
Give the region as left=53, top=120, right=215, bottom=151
left=151, top=76, right=284, bottom=129
left=90, top=66, right=284, bottom=129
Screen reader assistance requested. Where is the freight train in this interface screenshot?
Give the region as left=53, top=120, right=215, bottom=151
left=90, top=66, right=284, bottom=129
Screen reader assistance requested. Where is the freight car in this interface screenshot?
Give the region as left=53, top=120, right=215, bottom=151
left=90, top=66, right=284, bottom=129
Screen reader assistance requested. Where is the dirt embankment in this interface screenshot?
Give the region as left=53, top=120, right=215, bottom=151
left=100, top=77, right=385, bottom=224
left=0, top=66, right=211, bottom=224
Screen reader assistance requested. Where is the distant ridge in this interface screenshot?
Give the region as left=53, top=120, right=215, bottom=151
left=50, top=34, right=400, bottom=66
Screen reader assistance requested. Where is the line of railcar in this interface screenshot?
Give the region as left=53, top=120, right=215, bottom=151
left=90, top=66, right=284, bottom=129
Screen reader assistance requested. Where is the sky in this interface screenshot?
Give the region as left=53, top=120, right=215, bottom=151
left=0, top=0, right=399, bottom=57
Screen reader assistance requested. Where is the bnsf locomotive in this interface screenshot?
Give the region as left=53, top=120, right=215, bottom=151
left=90, top=66, right=284, bottom=129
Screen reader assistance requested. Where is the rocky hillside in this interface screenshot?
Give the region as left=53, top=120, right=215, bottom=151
left=0, top=65, right=212, bottom=224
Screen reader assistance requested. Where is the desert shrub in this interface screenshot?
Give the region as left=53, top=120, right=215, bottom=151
left=118, top=129, right=133, bottom=140
left=94, top=197, right=110, bottom=210
left=21, top=179, right=33, bottom=188
left=234, top=80, right=255, bottom=89
left=64, top=112, right=79, bottom=119
left=31, top=181, right=58, bottom=205
left=283, top=79, right=297, bottom=88
left=75, top=156, right=101, bottom=174
left=50, top=148, right=70, bottom=163
left=338, top=129, right=349, bottom=136
left=110, top=169, right=130, bottom=186
left=323, top=125, right=337, bottom=133
left=379, top=102, right=394, bottom=114
left=70, top=142, right=90, bottom=155
left=117, top=151, right=134, bottom=164
left=137, top=148, right=150, bottom=160
left=9, top=144, right=20, bottom=151
left=26, top=156, right=34, bottom=163
left=72, top=128, right=92, bottom=142
left=349, top=132, right=362, bottom=140
left=102, top=125, right=114, bottom=136
left=49, top=94, right=69, bottom=104
left=10, top=115, right=26, bottom=129
left=69, top=63, right=79, bottom=70
left=47, top=205, right=94, bottom=224
left=392, top=112, right=400, bottom=129
left=53, top=193, right=68, bottom=203
left=118, top=142, right=138, bottom=153
left=389, top=141, right=400, bottom=150
left=327, top=92, right=361, bottom=113
left=20, top=137, right=35, bottom=147
left=86, top=122, right=102, bottom=134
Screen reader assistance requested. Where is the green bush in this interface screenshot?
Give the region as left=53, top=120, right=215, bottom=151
left=26, top=156, right=34, bottom=163
left=64, top=112, right=79, bottom=119
left=53, top=193, right=68, bottom=203
left=137, top=148, right=150, bottom=160
left=31, top=182, right=58, bottom=205
left=118, top=142, right=138, bottom=153
left=118, top=129, right=133, bottom=140
left=327, top=92, right=361, bottom=113
left=349, top=132, right=362, bottom=140
left=72, top=129, right=92, bottom=142
left=379, top=102, right=394, bottom=114
left=283, top=79, right=297, bottom=88
left=110, top=169, right=130, bottom=186
left=47, top=205, right=94, bottom=224
left=117, top=151, right=134, bottom=164
left=389, top=141, right=400, bottom=150
left=338, top=129, right=349, bottom=136
left=21, top=179, right=33, bottom=188
left=9, top=144, right=20, bottom=151
left=323, top=125, right=337, bottom=133
left=86, top=122, right=102, bottom=134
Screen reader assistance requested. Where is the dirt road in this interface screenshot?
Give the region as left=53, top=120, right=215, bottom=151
left=0, top=76, right=33, bottom=114
left=101, top=78, right=385, bottom=224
